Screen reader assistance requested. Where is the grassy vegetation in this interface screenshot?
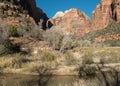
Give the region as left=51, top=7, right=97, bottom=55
left=79, top=47, right=120, bottom=64
left=0, top=47, right=119, bottom=75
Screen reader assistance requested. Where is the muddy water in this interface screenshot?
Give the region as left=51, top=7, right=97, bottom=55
left=0, top=74, right=78, bottom=86
left=0, top=73, right=120, bottom=86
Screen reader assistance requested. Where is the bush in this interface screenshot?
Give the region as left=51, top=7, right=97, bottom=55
left=64, top=51, right=77, bottom=65
left=44, top=26, right=64, bottom=50
left=79, top=65, right=97, bottom=77
left=8, top=26, right=19, bottom=37
left=11, top=54, right=30, bottom=68
left=103, top=40, right=120, bottom=47
left=23, top=10, right=29, bottom=14
left=18, top=20, right=43, bottom=40
left=0, top=27, right=8, bottom=44
left=30, top=23, right=43, bottom=40
left=13, top=13, right=19, bottom=17
left=82, top=51, right=94, bottom=64
left=44, top=26, right=75, bottom=52
left=4, top=40, right=21, bottom=54
left=40, top=50, right=55, bottom=62
left=25, top=18, right=30, bottom=23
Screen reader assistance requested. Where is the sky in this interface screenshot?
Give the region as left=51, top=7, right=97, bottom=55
left=36, top=0, right=100, bottom=18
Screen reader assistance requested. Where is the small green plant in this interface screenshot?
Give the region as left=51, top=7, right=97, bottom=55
left=23, top=10, right=29, bottom=14
left=25, top=18, right=30, bottom=23
left=8, top=26, right=19, bottom=37
left=13, top=13, right=19, bottom=17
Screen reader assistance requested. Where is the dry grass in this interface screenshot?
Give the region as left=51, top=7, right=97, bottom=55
left=79, top=47, right=120, bottom=64
left=0, top=47, right=120, bottom=75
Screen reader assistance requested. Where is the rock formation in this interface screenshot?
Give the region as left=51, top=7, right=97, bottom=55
left=19, top=0, right=49, bottom=29
left=92, top=0, right=120, bottom=30
left=0, top=0, right=50, bottom=29
left=48, top=8, right=91, bottom=36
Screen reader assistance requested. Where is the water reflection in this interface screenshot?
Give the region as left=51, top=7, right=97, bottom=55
left=0, top=74, right=78, bottom=86
left=0, top=73, right=120, bottom=86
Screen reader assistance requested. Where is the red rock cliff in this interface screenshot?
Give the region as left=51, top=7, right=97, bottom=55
left=48, top=8, right=91, bottom=36
left=92, top=0, right=120, bottom=30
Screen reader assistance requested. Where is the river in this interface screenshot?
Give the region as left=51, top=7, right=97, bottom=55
left=0, top=74, right=78, bottom=86
left=0, top=72, right=120, bottom=86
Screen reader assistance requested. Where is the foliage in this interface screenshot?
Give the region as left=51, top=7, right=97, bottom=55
left=103, top=40, right=120, bottom=47
left=44, top=26, right=76, bottom=53
left=13, top=13, right=19, bottom=17
left=82, top=51, right=94, bottom=64
left=79, top=64, right=97, bottom=77
left=4, top=40, right=21, bottom=54
left=25, top=18, right=30, bottom=23
left=64, top=51, right=77, bottom=65
left=40, top=50, right=55, bottom=62
left=23, top=10, right=29, bottom=14
left=18, top=19, right=43, bottom=40
left=44, top=26, right=64, bottom=50
left=0, top=27, right=8, bottom=44
left=8, top=26, right=19, bottom=37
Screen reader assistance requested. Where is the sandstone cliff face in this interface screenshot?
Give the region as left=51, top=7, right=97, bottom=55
left=0, top=0, right=49, bottom=29
left=92, top=0, right=120, bottom=30
left=19, top=0, right=49, bottom=29
left=48, top=8, right=91, bottom=36
left=0, top=2, right=35, bottom=26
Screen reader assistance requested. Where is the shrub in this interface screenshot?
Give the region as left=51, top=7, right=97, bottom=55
left=0, top=27, right=8, bottom=44
left=78, top=40, right=92, bottom=47
left=82, top=51, right=94, bottom=64
left=0, top=27, right=8, bottom=55
left=103, top=40, right=120, bottom=47
left=30, top=22, right=43, bottom=40
left=60, top=35, right=76, bottom=53
left=11, top=54, right=30, bottom=68
left=44, top=26, right=75, bottom=52
left=13, top=13, right=19, bottom=17
left=8, top=26, right=19, bottom=37
left=25, top=18, right=30, bottom=23
left=40, top=50, right=55, bottom=62
left=79, top=65, right=97, bottom=77
left=44, top=26, right=64, bottom=50
left=64, top=51, right=77, bottom=65
left=23, top=10, right=29, bottom=14
left=18, top=19, right=43, bottom=40
left=4, top=40, right=21, bottom=54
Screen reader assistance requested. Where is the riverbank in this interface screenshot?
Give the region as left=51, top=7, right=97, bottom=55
left=0, top=47, right=120, bottom=75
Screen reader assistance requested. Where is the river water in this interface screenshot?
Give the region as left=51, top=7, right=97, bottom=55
left=0, top=73, right=120, bottom=86
left=0, top=74, right=78, bottom=86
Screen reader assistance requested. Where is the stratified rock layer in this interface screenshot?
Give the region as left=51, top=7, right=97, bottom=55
left=92, top=0, right=120, bottom=30
left=19, top=0, right=49, bottom=29
left=48, top=8, right=91, bottom=36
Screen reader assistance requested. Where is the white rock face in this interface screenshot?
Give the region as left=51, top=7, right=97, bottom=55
left=52, top=11, right=65, bottom=19
left=52, top=8, right=77, bottom=19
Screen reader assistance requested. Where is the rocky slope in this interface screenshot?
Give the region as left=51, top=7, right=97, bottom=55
left=0, top=0, right=49, bottom=29
left=92, top=0, right=120, bottom=30
left=19, top=0, right=49, bottom=29
left=0, top=2, right=35, bottom=26
left=48, top=8, right=91, bottom=36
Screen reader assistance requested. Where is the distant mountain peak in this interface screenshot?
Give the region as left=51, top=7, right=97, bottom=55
left=48, top=8, right=91, bottom=36
left=52, top=8, right=83, bottom=19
